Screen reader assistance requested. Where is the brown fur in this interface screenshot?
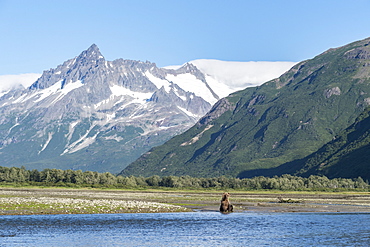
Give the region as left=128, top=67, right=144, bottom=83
left=219, top=192, right=233, bottom=213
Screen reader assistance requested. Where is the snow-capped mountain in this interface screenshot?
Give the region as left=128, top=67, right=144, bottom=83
left=0, top=44, right=223, bottom=173
left=0, top=44, right=295, bottom=173
left=188, top=59, right=297, bottom=90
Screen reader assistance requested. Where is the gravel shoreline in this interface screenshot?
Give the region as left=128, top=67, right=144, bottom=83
left=1, top=188, right=370, bottom=215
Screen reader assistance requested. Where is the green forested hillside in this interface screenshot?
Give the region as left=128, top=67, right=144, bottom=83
left=238, top=107, right=370, bottom=180
left=121, top=37, right=370, bottom=179
left=295, top=106, right=370, bottom=179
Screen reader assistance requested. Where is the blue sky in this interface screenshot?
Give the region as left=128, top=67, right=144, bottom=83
left=1, top=0, right=370, bottom=75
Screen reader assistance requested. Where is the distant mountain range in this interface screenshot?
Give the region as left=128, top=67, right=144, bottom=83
left=121, top=37, right=370, bottom=180
left=0, top=44, right=294, bottom=173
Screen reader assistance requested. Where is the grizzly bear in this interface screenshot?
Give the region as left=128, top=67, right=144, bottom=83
left=220, top=192, right=233, bottom=213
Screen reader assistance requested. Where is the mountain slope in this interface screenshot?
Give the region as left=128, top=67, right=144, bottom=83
left=0, top=44, right=236, bottom=173
left=295, top=106, right=370, bottom=179
left=121, top=37, right=370, bottom=178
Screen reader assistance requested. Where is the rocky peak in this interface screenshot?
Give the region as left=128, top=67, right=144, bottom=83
left=173, top=63, right=204, bottom=80
left=79, top=44, right=104, bottom=61
left=28, top=44, right=106, bottom=90
left=176, top=63, right=199, bottom=73
left=72, top=43, right=105, bottom=69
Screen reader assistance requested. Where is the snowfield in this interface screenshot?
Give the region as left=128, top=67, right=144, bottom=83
left=165, top=59, right=297, bottom=93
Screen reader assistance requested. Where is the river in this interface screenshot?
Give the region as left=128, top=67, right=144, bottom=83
left=1, top=212, right=369, bottom=246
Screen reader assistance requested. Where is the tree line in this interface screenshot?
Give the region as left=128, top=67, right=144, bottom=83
left=0, top=166, right=368, bottom=191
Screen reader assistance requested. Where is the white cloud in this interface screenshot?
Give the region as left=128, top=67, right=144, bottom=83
left=189, top=59, right=297, bottom=90
left=0, top=73, right=41, bottom=92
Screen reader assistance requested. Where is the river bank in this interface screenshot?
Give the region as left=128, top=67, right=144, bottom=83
left=1, top=187, right=370, bottom=215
